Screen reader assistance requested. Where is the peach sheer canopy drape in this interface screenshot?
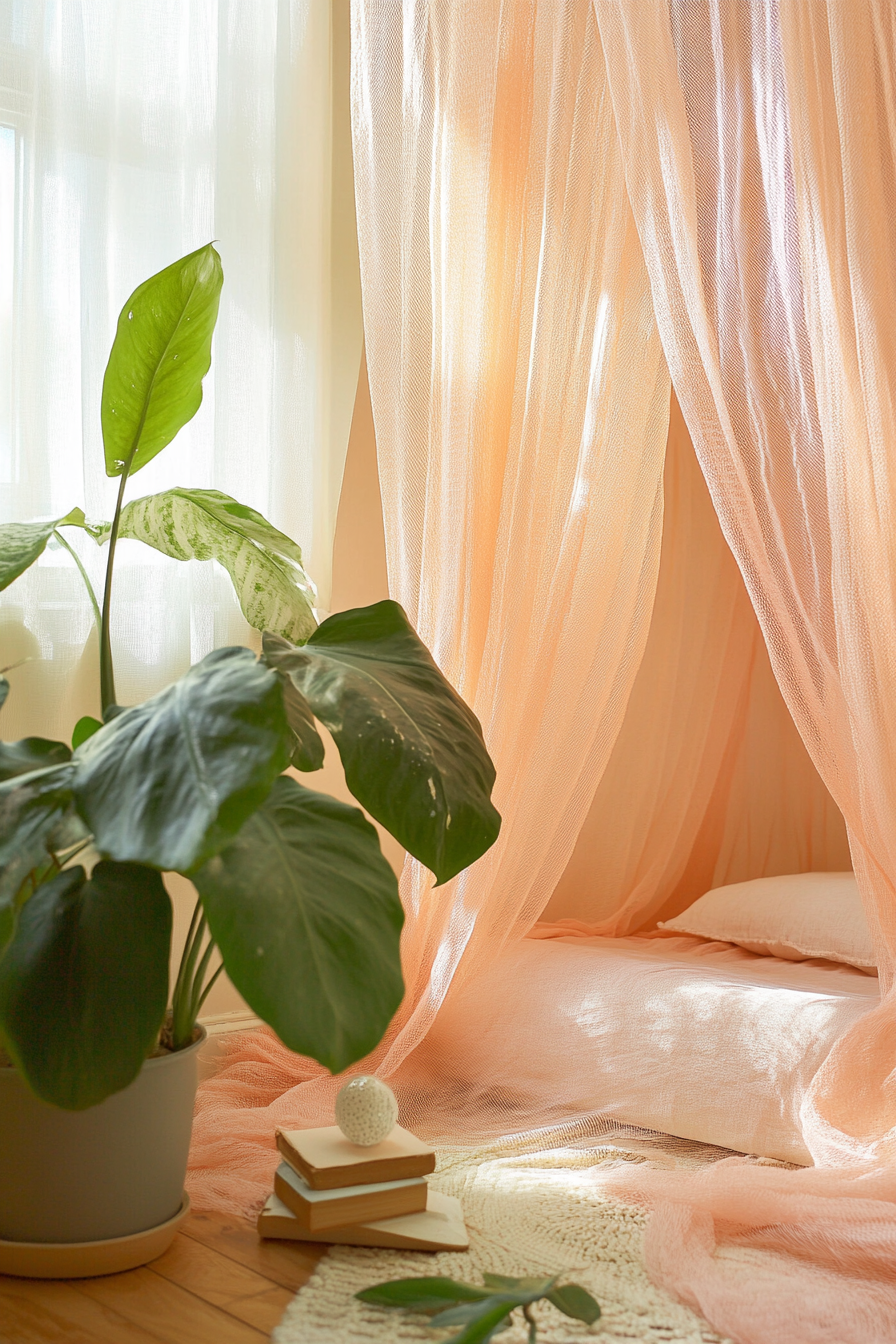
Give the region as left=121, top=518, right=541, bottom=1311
left=590, top=2, right=896, bottom=1338
left=189, top=0, right=672, bottom=1206
left=189, top=1, right=896, bottom=1335
left=596, top=0, right=896, bottom=1167
left=353, top=0, right=672, bottom=1068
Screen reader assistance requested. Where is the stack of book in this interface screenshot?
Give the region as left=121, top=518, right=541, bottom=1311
left=257, top=1124, right=469, bottom=1251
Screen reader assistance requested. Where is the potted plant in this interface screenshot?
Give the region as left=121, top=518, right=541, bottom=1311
left=0, top=245, right=500, bottom=1276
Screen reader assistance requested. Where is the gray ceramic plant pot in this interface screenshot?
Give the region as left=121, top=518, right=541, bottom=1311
left=0, top=1027, right=204, bottom=1245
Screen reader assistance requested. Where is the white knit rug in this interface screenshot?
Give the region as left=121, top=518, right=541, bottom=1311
left=273, top=1131, right=738, bottom=1343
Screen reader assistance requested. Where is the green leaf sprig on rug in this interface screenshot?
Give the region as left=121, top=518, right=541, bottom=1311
left=356, top=1273, right=601, bottom=1343
left=0, top=245, right=501, bottom=1109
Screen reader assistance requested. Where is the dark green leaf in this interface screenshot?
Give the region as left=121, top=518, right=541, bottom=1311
left=440, top=1303, right=516, bottom=1344
left=430, top=1297, right=517, bottom=1328
left=547, top=1284, right=601, bottom=1324
left=280, top=677, right=325, bottom=771
left=108, top=488, right=317, bottom=644
left=0, top=676, right=8, bottom=711
left=71, top=716, right=103, bottom=750
left=355, top=1278, right=493, bottom=1311
left=101, top=243, right=222, bottom=477
left=46, top=808, right=92, bottom=854
left=0, top=862, right=171, bottom=1109
left=0, top=737, right=71, bottom=781
left=263, top=601, right=500, bottom=885
left=0, top=508, right=87, bottom=590
left=0, top=763, right=77, bottom=954
left=73, top=647, right=292, bottom=871
left=193, top=775, right=404, bottom=1073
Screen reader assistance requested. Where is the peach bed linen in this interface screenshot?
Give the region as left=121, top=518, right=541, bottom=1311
left=417, top=935, right=879, bottom=1167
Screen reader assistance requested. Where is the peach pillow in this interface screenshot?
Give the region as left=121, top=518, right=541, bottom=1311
left=659, top=872, right=875, bottom=969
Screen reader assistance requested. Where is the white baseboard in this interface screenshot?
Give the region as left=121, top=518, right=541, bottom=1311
left=200, top=1009, right=263, bottom=1035
left=197, top=1010, right=263, bottom=1081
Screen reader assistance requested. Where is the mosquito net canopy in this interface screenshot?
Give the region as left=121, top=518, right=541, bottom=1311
left=191, top=3, right=896, bottom=1338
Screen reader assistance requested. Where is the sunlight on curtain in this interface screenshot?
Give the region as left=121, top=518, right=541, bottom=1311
left=542, top=396, right=852, bottom=936
left=0, top=0, right=361, bottom=742
left=186, top=0, right=673, bottom=1217
left=590, top=2, right=896, bottom=1338
left=353, top=0, right=671, bottom=1068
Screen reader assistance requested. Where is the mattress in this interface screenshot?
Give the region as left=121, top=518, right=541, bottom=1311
left=419, top=934, right=880, bottom=1164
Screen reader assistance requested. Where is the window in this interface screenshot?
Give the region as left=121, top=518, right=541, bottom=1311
left=0, top=2, right=360, bottom=741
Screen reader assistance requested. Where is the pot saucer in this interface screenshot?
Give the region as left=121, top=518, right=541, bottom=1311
left=0, top=1193, right=190, bottom=1279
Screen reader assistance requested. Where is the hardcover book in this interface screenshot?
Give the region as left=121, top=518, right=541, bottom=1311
left=272, top=1162, right=428, bottom=1233
left=258, top=1187, right=469, bottom=1251
left=275, top=1124, right=436, bottom=1191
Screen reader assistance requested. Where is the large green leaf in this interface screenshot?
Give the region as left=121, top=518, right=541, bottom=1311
left=0, top=508, right=92, bottom=590
left=193, top=775, right=404, bottom=1073
left=263, top=602, right=501, bottom=885
left=0, top=737, right=71, bottom=782
left=0, top=763, right=78, bottom=954
left=356, top=1280, right=493, bottom=1311
left=73, top=647, right=292, bottom=871
left=101, top=243, right=222, bottom=477
left=109, top=487, right=317, bottom=644
left=0, top=862, right=171, bottom=1109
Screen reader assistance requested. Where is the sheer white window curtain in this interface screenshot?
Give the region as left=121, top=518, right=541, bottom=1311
left=0, top=0, right=361, bottom=743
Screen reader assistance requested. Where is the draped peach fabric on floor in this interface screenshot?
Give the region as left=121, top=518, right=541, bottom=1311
left=189, top=2, right=896, bottom=1337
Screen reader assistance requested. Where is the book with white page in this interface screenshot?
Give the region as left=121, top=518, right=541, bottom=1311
left=276, top=1124, right=436, bottom=1190
left=273, top=1161, right=428, bottom=1233
left=258, top=1186, right=469, bottom=1251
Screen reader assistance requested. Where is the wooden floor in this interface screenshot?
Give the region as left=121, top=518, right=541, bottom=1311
left=0, top=1211, right=327, bottom=1343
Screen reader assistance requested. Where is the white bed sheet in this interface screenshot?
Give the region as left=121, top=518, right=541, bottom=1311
left=421, top=934, right=880, bottom=1164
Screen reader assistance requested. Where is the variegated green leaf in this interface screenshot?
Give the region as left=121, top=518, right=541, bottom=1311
left=0, top=508, right=95, bottom=591
left=107, top=487, right=317, bottom=644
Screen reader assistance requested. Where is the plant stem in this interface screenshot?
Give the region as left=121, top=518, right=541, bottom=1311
left=195, top=961, right=224, bottom=1015
left=55, top=838, right=92, bottom=867
left=523, top=1304, right=538, bottom=1344
left=171, top=897, right=202, bottom=1015
left=52, top=529, right=102, bottom=634
left=172, top=905, right=207, bottom=1047
left=99, top=465, right=131, bottom=715
left=170, top=897, right=222, bottom=1050
left=188, top=937, right=218, bottom=1023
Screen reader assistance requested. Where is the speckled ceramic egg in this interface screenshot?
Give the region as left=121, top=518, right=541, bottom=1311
left=334, top=1076, right=398, bottom=1146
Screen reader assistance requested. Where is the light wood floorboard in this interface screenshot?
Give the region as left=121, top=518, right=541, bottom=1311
left=0, top=1211, right=327, bottom=1344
